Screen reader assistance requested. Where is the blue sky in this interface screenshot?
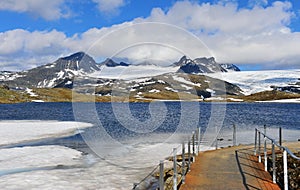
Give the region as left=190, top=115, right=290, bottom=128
left=0, top=0, right=300, bottom=71
left=0, top=1, right=176, bottom=36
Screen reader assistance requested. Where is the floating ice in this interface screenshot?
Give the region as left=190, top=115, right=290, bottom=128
left=0, top=120, right=93, bottom=146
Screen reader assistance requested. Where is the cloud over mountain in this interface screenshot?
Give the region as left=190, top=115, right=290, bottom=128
left=0, top=1, right=299, bottom=71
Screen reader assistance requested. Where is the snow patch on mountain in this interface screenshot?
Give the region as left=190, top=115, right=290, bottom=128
left=25, top=88, right=38, bottom=97
left=165, top=87, right=178, bottom=92
left=0, top=72, right=24, bottom=81
left=172, top=75, right=201, bottom=87
left=181, top=84, right=193, bottom=90
left=149, top=89, right=161, bottom=93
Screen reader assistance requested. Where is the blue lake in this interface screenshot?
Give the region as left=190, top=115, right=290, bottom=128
left=0, top=102, right=299, bottom=150
left=0, top=102, right=299, bottom=129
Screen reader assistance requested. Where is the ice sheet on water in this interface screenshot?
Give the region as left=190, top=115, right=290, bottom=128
left=0, top=138, right=182, bottom=190
left=0, top=145, right=112, bottom=190
left=0, top=121, right=299, bottom=190
left=0, top=120, right=93, bottom=146
left=0, top=146, right=83, bottom=173
left=0, top=161, right=147, bottom=190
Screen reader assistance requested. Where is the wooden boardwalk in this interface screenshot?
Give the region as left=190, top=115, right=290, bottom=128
left=179, top=146, right=280, bottom=190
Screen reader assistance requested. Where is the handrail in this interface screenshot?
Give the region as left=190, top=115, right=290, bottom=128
left=132, top=164, right=160, bottom=189
left=132, top=131, right=198, bottom=190
left=255, top=128, right=300, bottom=160
left=254, top=128, right=300, bottom=190
left=133, top=124, right=238, bottom=190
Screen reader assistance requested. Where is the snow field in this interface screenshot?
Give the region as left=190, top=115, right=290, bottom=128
left=206, top=69, right=300, bottom=95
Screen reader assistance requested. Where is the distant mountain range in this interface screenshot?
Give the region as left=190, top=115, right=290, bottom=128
left=0, top=52, right=240, bottom=89
left=0, top=52, right=299, bottom=103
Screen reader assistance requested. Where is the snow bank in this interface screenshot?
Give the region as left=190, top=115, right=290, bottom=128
left=0, top=121, right=93, bottom=146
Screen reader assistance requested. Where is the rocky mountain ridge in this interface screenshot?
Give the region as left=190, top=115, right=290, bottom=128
left=0, top=52, right=240, bottom=89
left=0, top=52, right=246, bottom=102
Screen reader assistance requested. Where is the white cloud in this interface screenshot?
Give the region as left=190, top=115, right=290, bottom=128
left=248, top=0, right=268, bottom=7
left=147, top=1, right=293, bottom=35
left=0, top=29, right=69, bottom=55
left=145, top=1, right=300, bottom=68
left=0, top=29, right=70, bottom=70
left=92, top=0, right=125, bottom=14
left=0, top=0, right=300, bottom=71
left=0, top=0, right=70, bottom=20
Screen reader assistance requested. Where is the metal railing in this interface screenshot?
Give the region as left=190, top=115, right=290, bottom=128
left=133, top=124, right=238, bottom=190
left=132, top=129, right=200, bottom=190
left=254, top=127, right=300, bottom=190
left=162, top=130, right=200, bottom=190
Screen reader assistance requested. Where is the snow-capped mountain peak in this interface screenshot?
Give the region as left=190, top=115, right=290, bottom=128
left=175, top=56, right=235, bottom=74
left=0, top=52, right=100, bottom=88
left=55, top=52, right=100, bottom=73
left=173, top=56, right=193, bottom=66
left=220, top=64, right=241, bottom=72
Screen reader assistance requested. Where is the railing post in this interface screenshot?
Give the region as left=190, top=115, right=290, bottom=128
left=264, top=124, right=267, bottom=135
left=182, top=142, right=186, bottom=184
left=215, top=138, right=218, bottom=150
left=192, top=132, right=195, bottom=156
left=258, top=131, right=261, bottom=163
left=283, top=150, right=288, bottom=190
left=173, top=148, right=177, bottom=190
left=254, top=128, right=257, bottom=155
left=188, top=140, right=191, bottom=171
left=159, top=160, right=164, bottom=190
left=197, top=127, right=201, bottom=154
left=279, top=127, right=282, bottom=147
left=233, top=124, right=236, bottom=146
left=272, top=142, right=276, bottom=183
left=264, top=135, right=267, bottom=171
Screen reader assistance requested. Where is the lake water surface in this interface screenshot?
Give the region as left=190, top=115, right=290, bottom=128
left=0, top=102, right=299, bottom=189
